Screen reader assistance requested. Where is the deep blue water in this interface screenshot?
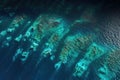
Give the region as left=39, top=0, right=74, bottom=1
left=0, top=0, right=120, bottom=80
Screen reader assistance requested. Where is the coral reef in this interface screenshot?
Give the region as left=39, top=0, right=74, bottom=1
left=55, top=33, right=94, bottom=70
left=0, top=13, right=119, bottom=80
left=73, top=43, right=105, bottom=77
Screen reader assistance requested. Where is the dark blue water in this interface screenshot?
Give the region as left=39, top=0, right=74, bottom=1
left=0, top=0, right=120, bottom=80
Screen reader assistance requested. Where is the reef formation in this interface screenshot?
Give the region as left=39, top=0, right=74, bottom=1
left=0, top=11, right=120, bottom=80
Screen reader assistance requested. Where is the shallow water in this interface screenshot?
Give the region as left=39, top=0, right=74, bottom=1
left=0, top=0, right=120, bottom=80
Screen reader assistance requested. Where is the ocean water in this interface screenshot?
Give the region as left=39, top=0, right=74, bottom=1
left=0, top=0, right=120, bottom=80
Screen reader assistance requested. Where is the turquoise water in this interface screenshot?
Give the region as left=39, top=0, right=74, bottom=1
left=0, top=0, right=120, bottom=80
